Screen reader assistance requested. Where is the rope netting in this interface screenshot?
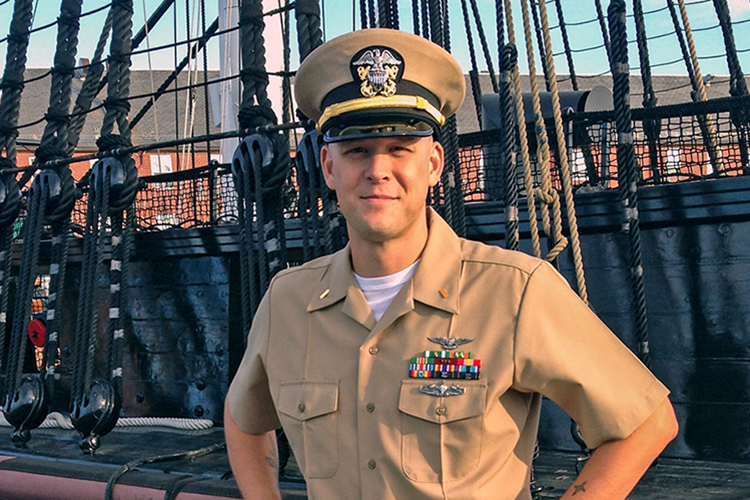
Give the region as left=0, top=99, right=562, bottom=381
left=47, top=84, right=748, bottom=235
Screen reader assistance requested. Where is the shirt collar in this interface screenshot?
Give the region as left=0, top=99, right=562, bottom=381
left=307, top=245, right=353, bottom=312
left=412, top=207, right=461, bottom=314
left=306, top=207, right=461, bottom=315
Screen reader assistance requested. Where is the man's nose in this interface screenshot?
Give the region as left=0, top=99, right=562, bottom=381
left=365, top=153, right=391, bottom=181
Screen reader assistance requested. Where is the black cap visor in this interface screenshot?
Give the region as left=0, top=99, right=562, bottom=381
left=322, top=109, right=436, bottom=143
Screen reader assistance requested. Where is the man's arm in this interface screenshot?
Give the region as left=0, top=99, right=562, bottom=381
left=224, top=400, right=283, bottom=500
left=560, top=397, right=679, bottom=499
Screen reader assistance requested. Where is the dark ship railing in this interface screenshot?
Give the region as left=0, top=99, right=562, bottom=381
left=41, top=91, right=748, bottom=234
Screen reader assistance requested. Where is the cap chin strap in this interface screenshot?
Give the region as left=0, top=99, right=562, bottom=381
left=317, top=95, right=445, bottom=131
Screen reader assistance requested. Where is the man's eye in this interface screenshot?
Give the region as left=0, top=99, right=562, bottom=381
left=345, top=147, right=366, bottom=154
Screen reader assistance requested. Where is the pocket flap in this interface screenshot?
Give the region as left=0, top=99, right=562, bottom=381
left=398, top=380, right=487, bottom=424
left=278, top=381, right=339, bottom=421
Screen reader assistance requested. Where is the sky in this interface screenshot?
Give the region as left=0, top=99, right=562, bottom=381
left=0, top=0, right=749, bottom=78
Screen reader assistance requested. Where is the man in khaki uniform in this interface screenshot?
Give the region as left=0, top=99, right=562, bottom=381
left=225, top=29, right=678, bottom=500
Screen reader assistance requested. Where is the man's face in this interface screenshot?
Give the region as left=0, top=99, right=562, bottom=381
left=321, top=135, right=444, bottom=245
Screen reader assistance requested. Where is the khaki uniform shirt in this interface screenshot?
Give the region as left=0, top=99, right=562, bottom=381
left=227, top=209, right=669, bottom=500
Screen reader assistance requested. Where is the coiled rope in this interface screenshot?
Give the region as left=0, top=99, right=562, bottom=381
left=0, top=411, right=214, bottom=430
left=531, top=0, right=588, bottom=302
left=518, top=0, right=568, bottom=263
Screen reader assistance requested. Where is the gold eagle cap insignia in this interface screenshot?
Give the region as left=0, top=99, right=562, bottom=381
left=427, top=336, right=474, bottom=350
left=351, top=48, right=402, bottom=98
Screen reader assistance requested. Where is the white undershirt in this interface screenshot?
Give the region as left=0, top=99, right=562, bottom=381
left=354, top=260, right=420, bottom=322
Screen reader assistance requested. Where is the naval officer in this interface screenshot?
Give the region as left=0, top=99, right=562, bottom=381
left=224, top=28, right=678, bottom=500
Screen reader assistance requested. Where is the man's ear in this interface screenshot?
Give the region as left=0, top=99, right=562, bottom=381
left=320, top=144, right=336, bottom=190
left=428, top=140, right=444, bottom=187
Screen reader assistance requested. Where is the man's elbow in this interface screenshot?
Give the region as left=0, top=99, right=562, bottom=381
left=652, top=398, right=680, bottom=449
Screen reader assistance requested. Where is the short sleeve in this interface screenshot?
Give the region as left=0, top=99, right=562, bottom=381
left=513, top=261, right=669, bottom=449
left=225, top=287, right=282, bottom=434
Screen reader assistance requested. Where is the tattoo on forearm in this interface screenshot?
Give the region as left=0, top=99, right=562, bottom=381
left=265, top=456, right=278, bottom=470
left=572, top=481, right=587, bottom=496
left=265, top=433, right=279, bottom=471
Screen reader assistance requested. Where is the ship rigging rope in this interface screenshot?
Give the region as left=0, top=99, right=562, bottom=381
left=608, top=0, right=651, bottom=369
left=6, top=181, right=48, bottom=397
left=713, top=0, right=748, bottom=98
left=0, top=2, right=111, bottom=45
left=1, top=0, right=79, bottom=445
left=518, top=0, right=567, bottom=263
left=0, top=159, right=18, bottom=398
left=424, top=0, right=465, bottom=237
left=632, top=0, right=662, bottom=183
left=67, top=0, right=139, bottom=451
left=534, top=0, right=588, bottom=302
left=496, top=0, right=504, bottom=56
left=499, top=44, right=520, bottom=253
left=233, top=0, right=294, bottom=338
left=530, top=0, right=550, bottom=93
left=502, top=0, right=542, bottom=259
left=30, top=0, right=84, bottom=416
left=468, top=0, right=496, bottom=93
left=461, top=0, right=484, bottom=129
left=66, top=9, right=113, bottom=157
left=0, top=0, right=35, bottom=163
left=411, top=0, right=420, bottom=34
left=553, top=0, right=576, bottom=91
left=712, top=0, right=750, bottom=172
left=379, top=0, right=398, bottom=29
left=593, top=0, right=611, bottom=63
left=666, top=0, right=723, bottom=174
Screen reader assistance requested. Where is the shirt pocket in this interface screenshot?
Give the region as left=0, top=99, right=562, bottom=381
left=398, top=379, right=487, bottom=482
left=277, top=380, right=339, bottom=479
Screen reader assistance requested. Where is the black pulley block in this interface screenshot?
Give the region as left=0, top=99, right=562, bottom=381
left=29, top=168, right=76, bottom=225
left=0, top=173, right=21, bottom=228
left=2, top=374, right=49, bottom=447
left=231, top=133, right=276, bottom=200
left=296, top=129, right=323, bottom=175
left=70, top=378, right=121, bottom=454
left=89, top=157, right=138, bottom=214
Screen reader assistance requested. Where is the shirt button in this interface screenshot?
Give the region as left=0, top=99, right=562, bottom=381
left=435, top=406, right=446, bottom=416
left=367, top=459, right=377, bottom=469
left=368, top=346, right=379, bottom=355
left=297, top=403, right=305, bottom=413
left=366, top=403, right=375, bottom=413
